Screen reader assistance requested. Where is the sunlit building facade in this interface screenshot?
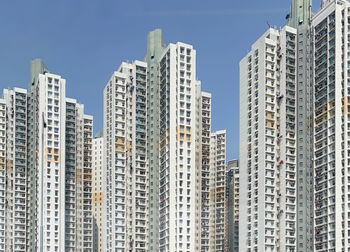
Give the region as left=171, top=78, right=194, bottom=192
left=240, top=26, right=298, bottom=251
left=103, top=61, right=148, bottom=252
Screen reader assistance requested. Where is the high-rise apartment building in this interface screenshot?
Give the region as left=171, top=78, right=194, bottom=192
left=144, top=29, right=166, bottom=252
left=65, top=99, right=93, bottom=251
left=27, top=60, right=68, bottom=251
left=92, top=132, right=103, bottom=252
left=287, top=1, right=314, bottom=251
left=200, top=91, right=212, bottom=251
left=158, top=42, right=202, bottom=252
left=210, top=130, right=226, bottom=252
left=101, top=31, right=221, bottom=252
left=225, top=160, right=239, bottom=252
left=26, top=59, right=93, bottom=251
left=199, top=93, right=229, bottom=252
left=240, top=26, right=298, bottom=251
left=225, top=159, right=239, bottom=252
left=312, top=0, right=350, bottom=250
left=82, top=114, right=93, bottom=250
left=0, top=88, right=27, bottom=251
left=238, top=0, right=350, bottom=251
left=0, top=98, right=5, bottom=252
left=27, top=59, right=48, bottom=251
left=241, top=0, right=350, bottom=250
left=103, top=61, right=148, bottom=252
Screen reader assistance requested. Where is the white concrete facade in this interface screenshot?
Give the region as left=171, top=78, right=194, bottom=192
left=34, top=73, right=67, bottom=252
left=158, top=42, right=201, bottom=252
left=210, top=130, right=226, bottom=252
left=240, top=26, right=297, bottom=251
left=103, top=61, right=148, bottom=252
left=92, top=135, right=103, bottom=252
left=312, top=1, right=350, bottom=250
left=200, top=91, right=212, bottom=251
left=1, top=88, right=27, bottom=252
left=65, top=99, right=93, bottom=251
left=26, top=60, right=94, bottom=251
left=0, top=98, right=5, bottom=252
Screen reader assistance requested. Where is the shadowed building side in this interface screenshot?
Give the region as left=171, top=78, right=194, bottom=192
left=288, top=1, right=314, bottom=251
left=144, top=29, right=166, bottom=252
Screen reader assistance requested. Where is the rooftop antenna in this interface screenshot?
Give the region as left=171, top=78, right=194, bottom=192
left=267, top=21, right=271, bottom=28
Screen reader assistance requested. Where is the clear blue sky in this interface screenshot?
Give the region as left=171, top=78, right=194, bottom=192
left=0, top=0, right=322, bottom=161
